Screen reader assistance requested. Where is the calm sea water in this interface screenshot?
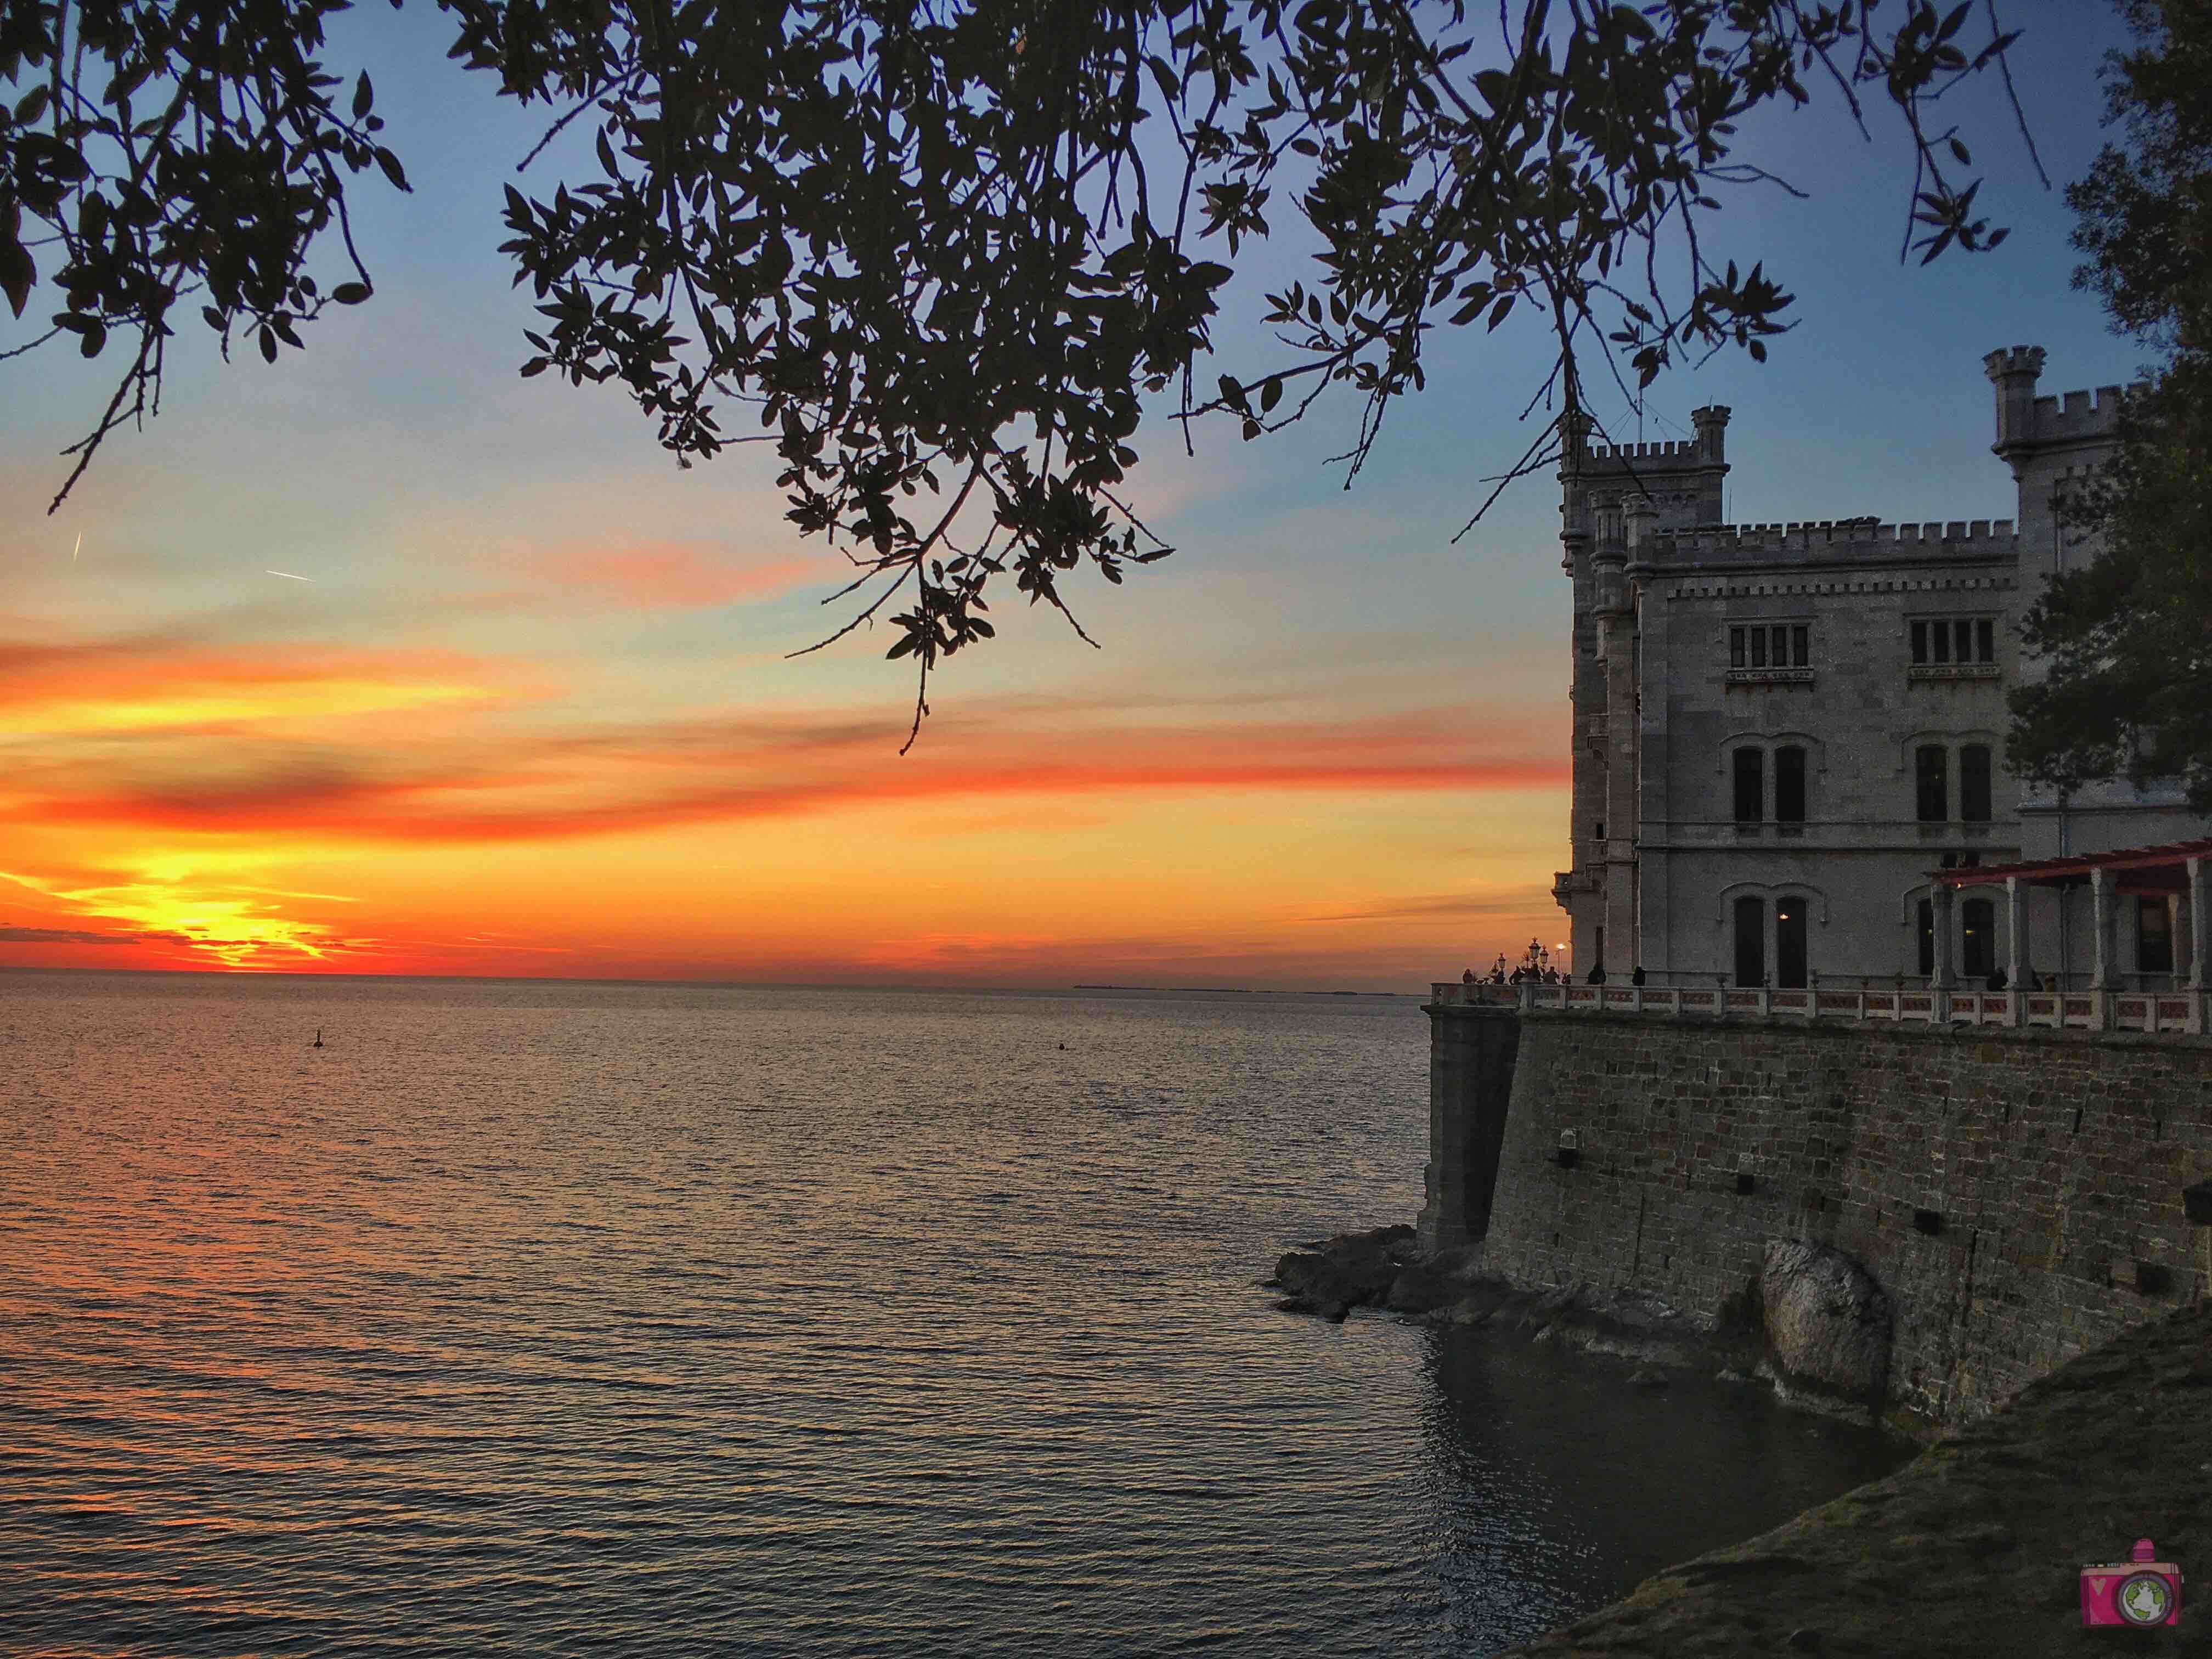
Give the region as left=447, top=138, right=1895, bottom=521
left=1, top=973, right=1905, bottom=1657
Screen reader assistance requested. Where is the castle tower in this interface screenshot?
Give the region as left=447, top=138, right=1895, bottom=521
left=1553, top=407, right=1730, bottom=974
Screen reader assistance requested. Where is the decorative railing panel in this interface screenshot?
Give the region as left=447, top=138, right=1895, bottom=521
left=1427, top=980, right=2206, bottom=1035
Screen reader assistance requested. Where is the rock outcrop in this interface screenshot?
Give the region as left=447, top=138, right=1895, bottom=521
left=1757, top=1240, right=1894, bottom=1420
left=1270, top=1224, right=1422, bottom=1320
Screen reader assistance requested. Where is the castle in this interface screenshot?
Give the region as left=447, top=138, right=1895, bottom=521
left=1553, top=346, right=2207, bottom=990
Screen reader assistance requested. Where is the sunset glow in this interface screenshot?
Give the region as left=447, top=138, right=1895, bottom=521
left=0, top=7, right=2145, bottom=990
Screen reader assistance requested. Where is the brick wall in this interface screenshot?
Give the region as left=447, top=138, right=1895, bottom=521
left=1477, top=1013, right=2212, bottom=1426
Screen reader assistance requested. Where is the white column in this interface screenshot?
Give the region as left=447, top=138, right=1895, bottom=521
left=1931, top=883, right=1957, bottom=990
left=2189, top=857, right=2207, bottom=991
left=2006, top=877, right=2028, bottom=1024
left=2090, top=867, right=2115, bottom=990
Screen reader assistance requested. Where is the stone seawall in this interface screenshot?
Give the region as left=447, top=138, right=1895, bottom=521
left=1465, top=1011, right=2212, bottom=1429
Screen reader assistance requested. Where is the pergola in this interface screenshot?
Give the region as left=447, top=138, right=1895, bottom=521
left=1929, top=837, right=2212, bottom=992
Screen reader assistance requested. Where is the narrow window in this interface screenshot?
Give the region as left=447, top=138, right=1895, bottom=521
left=1961, top=897, right=1994, bottom=979
left=1730, top=626, right=1746, bottom=669
left=1594, top=820, right=1605, bottom=841
left=1932, top=623, right=1951, bottom=664
left=1735, top=895, right=1767, bottom=988
left=1734, top=747, right=1764, bottom=826
left=1594, top=926, right=1607, bottom=974
left=1911, top=620, right=1928, bottom=665
left=1954, top=619, right=1973, bottom=664
left=1771, top=625, right=1788, bottom=668
left=2139, top=899, right=2174, bottom=974
left=1916, top=745, right=1949, bottom=823
left=1791, top=625, right=1809, bottom=667
left=1960, top=744, right=1992, bottom=823
left=1917, top=899, right=1935, bottom=976
left=1775, top=896, right=1808, bottom=989
left=1774, top=746, right=1807, bottom=827
left=1750, top=628, right=1768, bottom=669
left=1976, top=618, right=1994, bottom=664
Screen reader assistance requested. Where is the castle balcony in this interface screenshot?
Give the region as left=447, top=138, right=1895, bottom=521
left=1439, top=837, right=2212, bottom=1037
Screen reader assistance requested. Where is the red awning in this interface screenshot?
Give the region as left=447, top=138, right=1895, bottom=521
left=1931, top=836, right=2212, bottom=891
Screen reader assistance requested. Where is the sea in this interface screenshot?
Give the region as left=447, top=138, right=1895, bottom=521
left=0, top=972, right=1908, bottom=1657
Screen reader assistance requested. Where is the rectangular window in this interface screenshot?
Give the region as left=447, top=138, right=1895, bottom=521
left=1916, top=745, right=1948, bottom=823
left=1770, top=625, right=1788, bottom=668
left=1775, top=896, right=1807, bottom=989
left=1730, top=627, right=1746, bottom=669
left=1734, top=747, right=1764, bottom=825
left=1735, top=895, right=1766, bottom=988
left=1774, top=746, right=1807, bottom=825
left=1910, top=617, right=1998, bottom=665
left=1960, top=744, right=1992, bottom=823
left=1791, top=625, right=1809, bottom=668
left=2140, top=899, right=2175, bottom=974
left=1962, top=898, right=1995, bottom=980
left=1750, top=629, right=1768, bottom=669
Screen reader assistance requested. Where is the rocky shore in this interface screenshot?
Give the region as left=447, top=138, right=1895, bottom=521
left=1269, top=1225, right=1894, bottom=1417
left=1267, top=1228, right=2212, bottom=1655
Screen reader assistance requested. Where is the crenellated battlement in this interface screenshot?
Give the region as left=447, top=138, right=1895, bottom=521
left=1645, top=516, right=2018, bottom=566
left=1585, top=438, right=1707, bottom=462
left=2030, top=385, right=2127, bottom=436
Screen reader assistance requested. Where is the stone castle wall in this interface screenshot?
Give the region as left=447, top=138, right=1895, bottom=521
left=1471, top=1011, right=2212, bottom=1427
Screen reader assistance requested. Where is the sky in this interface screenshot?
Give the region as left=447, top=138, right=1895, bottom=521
left=0, top=3, right=2157, bottom=990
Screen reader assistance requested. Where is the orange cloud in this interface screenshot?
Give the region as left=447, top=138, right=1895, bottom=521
left=533, top=541, right=822, bottom=610
left=0, top=634, right=528, bottom=738
left=3, top=701, right=1564, bottom=845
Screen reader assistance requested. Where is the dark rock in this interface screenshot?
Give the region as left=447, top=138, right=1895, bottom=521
left=1784, top=1628, right=1822, bottom=1652
left=1384, top=1261, right=1459, bottom=1315
left=1272, top=1224, right=1415, bottom=1315
left=1629, top=1368, right=1671, bottom=1389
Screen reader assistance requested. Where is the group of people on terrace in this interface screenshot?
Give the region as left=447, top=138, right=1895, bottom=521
left=1464, top=940, right=1647, bottom=988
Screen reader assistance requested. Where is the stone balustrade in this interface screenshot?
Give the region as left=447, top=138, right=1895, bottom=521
left=1428, top=979, right=2209, bottom=1035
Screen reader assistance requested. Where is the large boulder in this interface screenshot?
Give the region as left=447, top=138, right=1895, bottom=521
left=1758, top=1239, right=1894, bottom=1414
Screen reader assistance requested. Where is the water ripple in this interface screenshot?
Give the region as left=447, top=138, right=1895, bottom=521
left=1, top=975, right=1903, bottom=1657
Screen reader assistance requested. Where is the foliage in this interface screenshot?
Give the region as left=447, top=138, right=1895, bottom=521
left=2010, top=0, right=2210, bottom=809
left=2, top=2, right=2030, bottom=739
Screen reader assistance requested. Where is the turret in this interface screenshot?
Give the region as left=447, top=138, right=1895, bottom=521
left=1984, top=345, right=2046, bottom=462
left=1691, top=404, right=1731, bottom=467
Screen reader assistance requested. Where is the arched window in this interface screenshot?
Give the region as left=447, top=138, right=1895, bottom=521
left=1960, top=744, right=1993, bottom=823
left=1734, top=895, right=1766, bottom=987
left=1774, top=746, right=1807, bottom=832
left=1915, top=745, right=1949, bottom=822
